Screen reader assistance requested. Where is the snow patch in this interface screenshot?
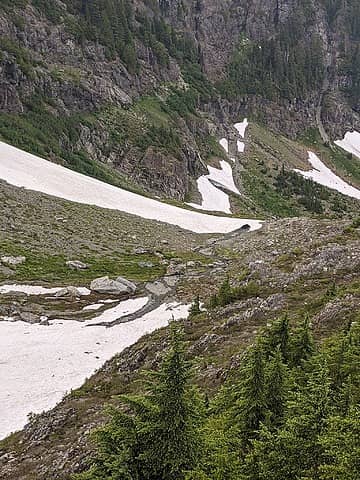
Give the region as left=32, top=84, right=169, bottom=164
left=188, top=161, right=242, bottom=214
left=82, top=303, right=104, bottom=311
left=0, top=301, right=188, bottom=439
left=85, top=297, right=148, bottom=325
left=237, top=140, right=245, bottom=153
left=294, top=152, right=360, bottom=200
left=208, top=161, right=241, bottom=196
left=0, top=284, right=90, bottom=296
left=0, top=141, right=261, bottom=234
left=234, top=119, right=249, bottom=138
left=335, top=131, right=360, bottom=160
left=219, top=138, right=229, bottom=153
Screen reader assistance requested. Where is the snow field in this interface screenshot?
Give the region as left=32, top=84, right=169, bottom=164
left=294, top=151, right=360, bottom=200
left=0, top=284, right=91, bottom=296
left=0, top=299, right=188, bottom=439
left=0, top=141, right=261, bottom=234
left=335, top=131, right=360, bottom=159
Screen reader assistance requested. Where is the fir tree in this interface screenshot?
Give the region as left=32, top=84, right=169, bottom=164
left=263, top=316, right=290, bottom=362
left=74, top=326, right=204, bottom=480
left=144, top=326, right=203, bottom=479
left=218, top=276, right=232, bottom=306
left=319, top=406, right=360, bottom=480
left=290, top=314, right=314, bottom=367
left=231, top=342, right=267, bottom=446
left=265, top=348, right=288, bottom=428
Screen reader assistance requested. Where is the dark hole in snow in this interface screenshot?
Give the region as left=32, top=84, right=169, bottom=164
left=240, top=224, right=251, bottom=231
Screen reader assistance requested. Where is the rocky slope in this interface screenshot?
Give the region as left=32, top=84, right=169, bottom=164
left=0, top=215, right=359, bottom=479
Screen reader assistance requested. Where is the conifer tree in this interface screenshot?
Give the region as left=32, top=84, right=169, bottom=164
left=265, top=348, right=288, bottom=428
left=74, top=326, right=203, bottom=480
left=319, top=406, right=360, bottom=480
left=263, top=316, right=290, bottom=361
left=218, top=276, right=232, bottom=306
left=231, top=342, right=267, bottom=446
left=144, top=326, right=203, bottom=479
left=290, top=314, right=314, bottom=367
left=249, top=360, right=332, bottom=480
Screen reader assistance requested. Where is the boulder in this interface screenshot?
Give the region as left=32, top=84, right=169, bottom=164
left=0, top=265, right=15, bottom=277
left=40, top=316, right=49, bottom=326
left=1, top=256, right=26, bottom=266
left=115, top=276, right=137, bottom=293
left=90, top=276, right=136, bottom=295
left=19, top=312, right=39, bottom=324
left=54, top=286, right=82, bottom=299
left=166, top=263, right=186, bottom=276
left=66, top=260, right=88, bottom=270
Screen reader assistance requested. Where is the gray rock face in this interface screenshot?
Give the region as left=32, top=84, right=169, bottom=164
left=166, top=262, right=186, bottom=276
left=66, top=260, right=88, bottom=270
left=133, top=247, right=151, bottom=255
left=1, top=256, right=26, bottom=266
left=90, top=276, right=136, bottom=295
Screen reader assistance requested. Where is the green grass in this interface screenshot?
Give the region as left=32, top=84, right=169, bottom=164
left=134, top=96, right=171, bottom=127
left=0, top=241, right=165, bottom=283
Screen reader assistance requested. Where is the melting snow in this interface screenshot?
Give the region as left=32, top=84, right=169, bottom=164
left=237, top=140, right=245, bottom=153
left=82, top=303, right=104, bottom=311
left=219, top=138, right=229, bottom=153
left=335, top=131, right=360, bottom=160
left=85, top=297, right=148, bottom=325
left=208, top=161, right=241, bottom=196
left=295, top=152, right=360, bottom=200
left=0, top=301, right=189, bottom=439
left=0, top=284, right=90, bottom=296
left=188, top=161, right=242, bottom=214
left=0, top=141, right=261, bottom=234
left=189, top=119, right=250, bottom=214
left=234, top=119, right=249, bottom=138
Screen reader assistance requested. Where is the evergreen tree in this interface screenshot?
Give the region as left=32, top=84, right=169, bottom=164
left=249, top=360, right=332, bottom=480
left=144, top=326, right=203, bottom=479
left=265, top=348, right=288, bottom=428
left=230, top=342, right=267, bottom=446
left=319, top=407, right=360, bottom=480
left=263, top=316, right=290, bottom=362
left=74, top=326, right=204, bottom=480
left=218, top=276, right=232, bottom=306
left=290, top=314, right=314, bottom=367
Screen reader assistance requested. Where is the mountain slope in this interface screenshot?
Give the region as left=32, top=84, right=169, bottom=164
left=1, top=0, right=360, bottom=207
left=0, top=215, right=359, bottom=479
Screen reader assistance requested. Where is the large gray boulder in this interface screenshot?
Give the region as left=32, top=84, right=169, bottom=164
left=90, top=276, right=136, bottom=295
